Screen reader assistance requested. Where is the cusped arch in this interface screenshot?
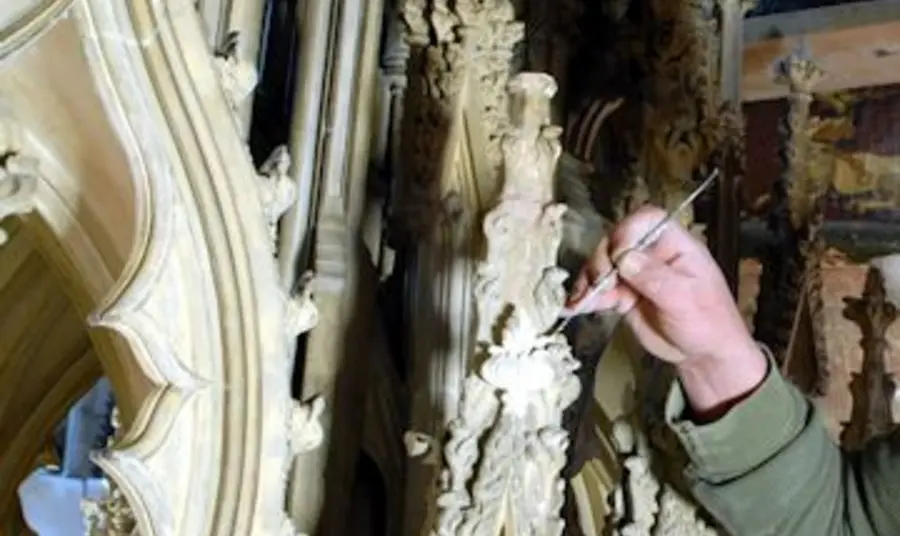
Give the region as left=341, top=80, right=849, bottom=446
left=0, top=2, right=295, bottom=535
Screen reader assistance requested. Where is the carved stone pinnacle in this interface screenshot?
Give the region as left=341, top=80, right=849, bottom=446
left=507, top=72, right=558, bottom=131
left=775, top=50, right=825, bottom=94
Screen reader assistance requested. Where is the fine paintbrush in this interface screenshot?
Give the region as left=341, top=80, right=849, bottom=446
left=548, top=168, right=721, bottom=335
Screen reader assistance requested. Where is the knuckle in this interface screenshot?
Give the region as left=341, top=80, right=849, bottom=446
left=611, top=205, right=668, bottom=247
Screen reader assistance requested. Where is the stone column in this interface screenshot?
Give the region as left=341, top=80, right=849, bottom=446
left=396, top=2, right=524, bottom=534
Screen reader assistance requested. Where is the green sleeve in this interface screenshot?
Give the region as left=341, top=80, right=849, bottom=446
left=665, top=353, right=900, bottom=536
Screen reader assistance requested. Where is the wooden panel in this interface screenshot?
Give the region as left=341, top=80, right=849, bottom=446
left=743, top=1, right=900, bottom=101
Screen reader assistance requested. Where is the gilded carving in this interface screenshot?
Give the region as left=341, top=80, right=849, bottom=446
left=643, top=0, right=723, bottom=219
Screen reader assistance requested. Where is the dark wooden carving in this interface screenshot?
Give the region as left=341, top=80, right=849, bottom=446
left=752, top=52, right=830, bottom=394
left=840, top=266, right=898, bottom=450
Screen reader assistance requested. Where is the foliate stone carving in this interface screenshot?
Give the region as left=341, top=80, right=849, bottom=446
left=653, top=489, right=718, bottom=536
left=433, top=73, right=579, bottom=536
left=400, top=2, right=526, bottom=534
left=0, top=152, right=38, bottom=245
left=608, top=417, right=718, bottom=536
left=290, top=395, right=326, bottom=456
left=258, top=145, right=297, bottom=254
left=399, top=0, right=524, bottom=234
left=285, top=270, right=319, bottom=335
left=213, top=30, right=258, bottom=118
left=608, top=419, right=659, bottom=535
left=643, top=0, right=724, bottom=216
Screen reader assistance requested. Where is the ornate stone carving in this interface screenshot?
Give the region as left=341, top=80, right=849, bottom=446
left=64, top=3, right=297, bottom=534
left=398, top=0, right=525, bottom=234
left=290, top=395, right=326, bottom=456
left=399, top=2, right=526, bottom=534
left=643, top=0, right=723, bottom=219
left=258, top=145, right=297, bottom=254
left=0, top=152, right=38, bottom=246
left=213, top=30, right=259, bottom=120
left=432, top=72, right=579, bottom=536
left=608, top=419, right=659, bottom=535
left=775, top=51, right=827, bottom=230
left=607, top=416, right=718, bottom=536
left=285, top=270, right=319, bottom=335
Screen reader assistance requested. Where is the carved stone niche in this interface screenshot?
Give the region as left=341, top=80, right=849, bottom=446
left=0, top=3, right=302, bottom=535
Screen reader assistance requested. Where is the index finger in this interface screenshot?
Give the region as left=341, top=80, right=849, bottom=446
left=609, top=204, right=706, bottom=265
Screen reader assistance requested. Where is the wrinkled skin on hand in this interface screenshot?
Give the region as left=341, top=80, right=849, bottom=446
left=566, top=206, right=767, bottom=415
left=566, top=205, right=754, bottom=366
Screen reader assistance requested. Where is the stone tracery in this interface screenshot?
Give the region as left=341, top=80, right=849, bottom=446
left=1, top=1, right=899, bottom=535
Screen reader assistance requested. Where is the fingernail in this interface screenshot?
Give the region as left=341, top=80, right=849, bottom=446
left=617, top=250, right=647, bottom=277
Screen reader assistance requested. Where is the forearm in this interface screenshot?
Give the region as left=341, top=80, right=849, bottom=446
left=667, top=351, right=900, bottom=536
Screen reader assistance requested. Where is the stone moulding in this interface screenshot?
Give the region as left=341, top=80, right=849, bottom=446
left=0, top=2, right=301, bottom=535
left=434, top=72, right=580, bottom=536
left=0, top=152, right=38, bottom=246
left=0, top=0, right=73, bottom=62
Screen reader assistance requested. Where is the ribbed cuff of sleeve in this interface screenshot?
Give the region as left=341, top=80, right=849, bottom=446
left=664, top=347, right=809, bottom=483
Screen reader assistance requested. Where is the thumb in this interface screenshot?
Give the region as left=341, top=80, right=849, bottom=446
left=615, top=249, right=681, bottom=308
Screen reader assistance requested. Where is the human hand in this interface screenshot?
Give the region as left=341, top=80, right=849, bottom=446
left=566, top=205, right=756, bottom=366
left=566, top=206, right=768, bottom=415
